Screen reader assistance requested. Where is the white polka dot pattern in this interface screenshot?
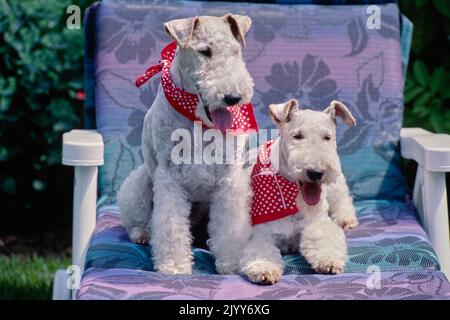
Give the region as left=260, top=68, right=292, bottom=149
left=135, top=41, right=258, bottom=133
left=250, top=140, right=300, bottom=225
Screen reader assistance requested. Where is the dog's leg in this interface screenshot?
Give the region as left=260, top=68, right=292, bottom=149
left=150, top=166, right=193, bottom=274
left=327, top=173, right=358, bottom=231
left=300, top=215, right=347, bottom=274
left=208, top=166, right=252, bottom=274
left=240, top=233, right=283, bottom=285
left=118, top=164, right=153, bottom=244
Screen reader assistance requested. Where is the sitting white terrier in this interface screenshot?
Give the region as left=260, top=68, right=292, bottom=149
left=118, top=14, right=257, bottom=275
left=240, top=99, right=358, bottom=285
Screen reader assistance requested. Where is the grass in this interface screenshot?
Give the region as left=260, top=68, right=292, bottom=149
left=0, top=254, right=70, bottom=300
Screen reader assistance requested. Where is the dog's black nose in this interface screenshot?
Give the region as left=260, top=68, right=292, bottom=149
left=224, top=94, right=241, bottom=106
left=306, top=170, right=324, bottom=182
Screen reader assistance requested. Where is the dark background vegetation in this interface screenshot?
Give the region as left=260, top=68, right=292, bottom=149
left=0, top=0, right=448, bottom=299
left=400, top=0, right=450, bottom=132
left=398, top=0, right=450, bottom=202
left=0, top=0, right=95, bottom=240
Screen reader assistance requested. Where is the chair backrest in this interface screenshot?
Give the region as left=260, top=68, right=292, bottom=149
left=84, top=0, right=411, bottom=204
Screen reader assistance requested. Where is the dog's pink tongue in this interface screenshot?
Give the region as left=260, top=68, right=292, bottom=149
left=301, top=182, right=322, bottom=206
left=211, top=109, right=233, bottom=132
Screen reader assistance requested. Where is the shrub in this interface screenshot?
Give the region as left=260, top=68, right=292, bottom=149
left=0, top=0, right=95, bottom=227
left=400, top=0, right=450, bottom=133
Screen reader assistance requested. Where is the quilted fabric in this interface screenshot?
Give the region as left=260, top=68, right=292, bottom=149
left=78, top=268, right=450, bottom=300
left=92, top=0, right=407, bottom=203
left=85, top=200, right=440, bottom=275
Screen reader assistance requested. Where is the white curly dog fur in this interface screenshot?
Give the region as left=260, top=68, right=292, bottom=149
left=118, top=14, right=254, bottom=275
left=240, top=99, right=359, bottom=285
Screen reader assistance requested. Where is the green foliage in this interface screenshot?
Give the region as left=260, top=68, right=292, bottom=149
left=0, top=0, right=95, bottom=218
left=400, top=0, right=450, bottom=133
left=0, top=254, right=70, bottom=300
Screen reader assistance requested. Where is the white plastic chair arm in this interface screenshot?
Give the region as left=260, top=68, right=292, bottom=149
left=400, top=127, right=450, bottom=279
left=400, top=128, right=450, bottom=172
left=62, top=129, right=104, bottom=299
left=63, top=129, right=104, bottom=166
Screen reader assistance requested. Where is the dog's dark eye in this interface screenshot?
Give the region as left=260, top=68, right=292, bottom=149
left=324, top=135, right=332, bottom=141
left=293, top=133, right=304, bottom=140
left=198, top=47, right=212, bottom=58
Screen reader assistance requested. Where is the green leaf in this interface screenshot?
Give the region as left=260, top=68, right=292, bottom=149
left=430, top=110, right=445, bottom=132
left=442, top=89, right=450, bottom=100
left=405, top=86, right=425, bottom=103
left=413, top=61, right=430, bottom=87
left=404, top=76, right=416, bottom=91
left=433, top=69, right=450, bottom=99
left=413, top=91, right=434, bottom=109
left=411, top=104, right=429, bottom=117
left=430, top=68, right=447, bottom=93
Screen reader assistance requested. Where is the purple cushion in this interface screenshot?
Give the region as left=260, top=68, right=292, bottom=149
left=78, top=268, right=450, bottom=300
left=85, top=200, right=441, bottom=276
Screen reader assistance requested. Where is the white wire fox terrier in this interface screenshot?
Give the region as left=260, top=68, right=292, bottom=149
left=118, top=14, right=258, bottom=275
left=240, top=99, right=359, bottom=285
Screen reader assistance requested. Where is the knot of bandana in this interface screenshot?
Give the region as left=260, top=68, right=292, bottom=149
left=135, top=42, right=258, bottom=133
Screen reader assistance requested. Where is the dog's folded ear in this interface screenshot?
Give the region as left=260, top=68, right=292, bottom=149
left=324, top=100, right=356, bottom=126
left=164, top=17, right=200, bottom=48
left=224, top=14, right=252, bottom=46
left=269, top=99, right=299, bottom=125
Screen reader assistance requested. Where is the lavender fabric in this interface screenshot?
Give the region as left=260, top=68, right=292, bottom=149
left=78, top=268, right=450, bottom=300
left=93, top=0, right=407, bottom=203
left=85, top=201, right=440, bottom=275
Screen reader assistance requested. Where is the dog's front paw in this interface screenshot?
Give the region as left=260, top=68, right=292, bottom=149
left=300, top=219, right=347, bottom=275
left=155, top=263, right=192, bottom=275
left=242, top=260, right=282, bottom=285
left=334, top=214, right=358, bottom=231
left=312, top=259, right=345, bottom=275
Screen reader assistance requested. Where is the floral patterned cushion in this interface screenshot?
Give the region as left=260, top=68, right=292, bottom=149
left=78, top=268, right=450, bottom=300
left=85, top=200, right=440, bottom=275
left=90, top=0, right=407, bottom=203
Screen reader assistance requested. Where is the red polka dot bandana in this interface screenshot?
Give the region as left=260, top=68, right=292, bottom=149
left=135, top=41, right=259, bottom=134
left=250, top=140, right=300, bottom=225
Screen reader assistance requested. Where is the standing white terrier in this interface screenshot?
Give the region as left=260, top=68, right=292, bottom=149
left=240, top=99, right=358, bottom=284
